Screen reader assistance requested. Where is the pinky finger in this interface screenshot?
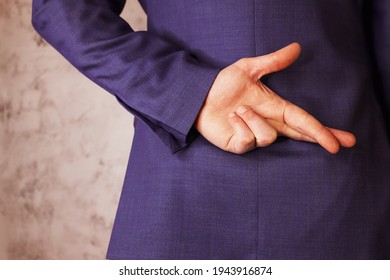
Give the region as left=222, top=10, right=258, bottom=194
left=227, top=112, right=256, bottom=154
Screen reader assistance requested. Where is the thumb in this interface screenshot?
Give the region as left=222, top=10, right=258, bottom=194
left=249, top=42, right=301, bottom=79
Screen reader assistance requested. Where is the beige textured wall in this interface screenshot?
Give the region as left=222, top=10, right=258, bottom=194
left=0, top=0, right=146, bottom=259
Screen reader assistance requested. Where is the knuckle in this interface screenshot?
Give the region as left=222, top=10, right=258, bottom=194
left=233, top=58, right=245, bottom=69
left=240, top=136, right=253, bottom=147
left=235, top=58, right=252, bottom=72
left=242, top=109, right=256, bottom=121
left=236, top=57, right=248, bottom=65
left=257, top=130, right=277, bottom=147
left=228, top=135, right=254, bottom=154
left=232, top=148, right=247, bottom=155
left=229, top=114, right=240, bottom=124
left=238, top=136, right=254, bottom=150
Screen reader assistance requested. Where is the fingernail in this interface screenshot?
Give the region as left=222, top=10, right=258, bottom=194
left=237, top=106, right=248, bottom=115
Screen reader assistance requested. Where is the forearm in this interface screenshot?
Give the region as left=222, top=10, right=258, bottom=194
left=32, top=0, right=221, bottom=152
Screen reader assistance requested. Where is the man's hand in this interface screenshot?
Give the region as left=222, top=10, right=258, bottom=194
left=195, top=43, right=356, bottom=154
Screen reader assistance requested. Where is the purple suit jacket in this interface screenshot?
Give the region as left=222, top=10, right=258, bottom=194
left=32, top=0, right=390, bottom=259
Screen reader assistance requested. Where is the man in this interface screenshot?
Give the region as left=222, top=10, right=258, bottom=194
left=32, top=0, right=390, bottom=259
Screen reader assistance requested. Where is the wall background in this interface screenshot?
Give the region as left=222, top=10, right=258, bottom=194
left=0, top=0, right=146, bottom=259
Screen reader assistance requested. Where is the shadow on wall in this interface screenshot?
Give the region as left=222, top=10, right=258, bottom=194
left=0, top=0, right=146, bottom=259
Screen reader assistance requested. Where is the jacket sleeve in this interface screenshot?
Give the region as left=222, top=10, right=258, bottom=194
left=31, top=0, right=221, bottom=153
left=365, top=0, right=390, bottom=128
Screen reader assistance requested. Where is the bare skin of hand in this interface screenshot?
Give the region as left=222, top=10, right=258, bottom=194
left=195, top=43, right=356, bottom=154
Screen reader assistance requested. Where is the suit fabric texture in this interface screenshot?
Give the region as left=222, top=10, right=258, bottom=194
left=32, top=0, right=390, bottom=259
